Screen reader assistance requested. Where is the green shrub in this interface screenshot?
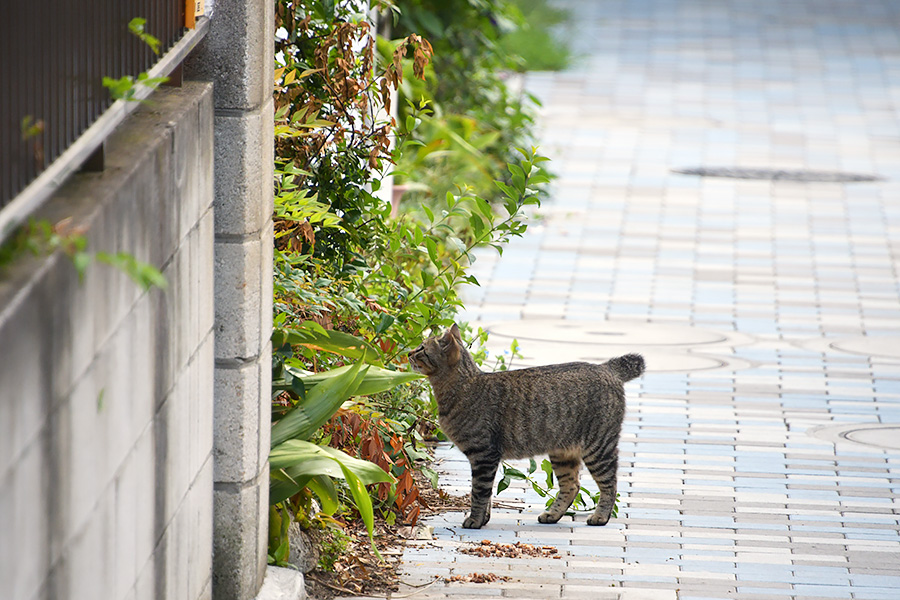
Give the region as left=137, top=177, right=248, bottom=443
left=390, top=0, right=545, bottom=208
left=499, top=0, right=572, bottom=71
left=268, top=0, right=556, bottom=571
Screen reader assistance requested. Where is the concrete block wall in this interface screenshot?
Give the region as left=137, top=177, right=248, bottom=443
left=0, top=82, right=215, bottom=600
left=186, top=1, right=276, bottom=598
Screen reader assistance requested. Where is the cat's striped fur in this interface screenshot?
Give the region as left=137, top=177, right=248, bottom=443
left=409, top=324, right=644, bottom=529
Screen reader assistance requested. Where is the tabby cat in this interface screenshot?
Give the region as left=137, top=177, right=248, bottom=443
left=409, top=324, right=644, bottom=528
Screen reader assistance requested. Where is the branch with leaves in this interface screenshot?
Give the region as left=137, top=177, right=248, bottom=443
left=102, top=18, right=169, bottom=101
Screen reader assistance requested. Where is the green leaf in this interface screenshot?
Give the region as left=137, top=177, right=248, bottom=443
left=403, top=442, right=431, bottom=462
left=103, top=75, right=136, bottom=100
left=503, top=197, right=518, bottom=217
left=302, top=320, right=329, bottom=336
left=289, top=373, right=306, bottom=401
left=270, top=360, right=367, bottom=446
left=541, top=459, right=554, bottom=488
left=337, top=461, right=379, bottom=553
left=507, top=162, right=525, bottom=181
left=374, top=314, right=395, bottom=335
left=473, top=196, right=494, bottom=220
left=95, top=251, right=167, bottom=291
left=425, top=237, right=439, bottom=267
left=72, top=251, right=91, bottom=280
left=136, top=72, right=169, bottom=89
left=128, top=17, right=161, bottom=54
left=268, top=441, right=393, bottom=548
left=20, top=116, right=44, bottom=140
left=529, top=171, right=551, bottom=185
left=511, top=174, right=526, bottom=194
left=389, top=233, right=401, bottom=253
left=421, top=466, right=439, bottom=489
left=269, top=472, right=312, bottom=506
left=446, top=236, right=466, bottom=256
left=283, top=363, right=423, bottom=397
left=495, top=180, right=518, bottom=200
left=281, top=323, right=380, bottom=364
left=505, top=466, right=526, bottom=480
left=270, top=441, right=393, bottom=483
left=307, top=474, right=339, bottom=514
left=273, top=536, right=289, bottom=564
left=268, top=441, right=393, bottom=505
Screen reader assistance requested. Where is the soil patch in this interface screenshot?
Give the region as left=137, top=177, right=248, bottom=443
left=460, top=539, right=560, bottom=559
left=303, top=466, right=469, bottom=599
left=445, top=572, right=512, bottom=583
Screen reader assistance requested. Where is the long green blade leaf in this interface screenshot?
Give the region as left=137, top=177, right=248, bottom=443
left=270, top=361, right=367, bottom=446
left=269, top=471, right=312, bottom=506
left=336, top=460, right=380, bottom=557
left=281, top=323, right=381, bottom=364
left=307, top=474, right=339, bottom=515
left=269, top=440, right=393, bottom=486
left=267, top=440, right=393, bottom=510
left=285, top=364, right=424, bottom=396
left=269, top=480, right=307, bottom=506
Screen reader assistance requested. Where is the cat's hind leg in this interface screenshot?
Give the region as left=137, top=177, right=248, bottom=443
left=463, top=448, right=501, bottom=528
left=538, top=450, right=582, bottom=524
left=582, top=435, right=620, bottom=526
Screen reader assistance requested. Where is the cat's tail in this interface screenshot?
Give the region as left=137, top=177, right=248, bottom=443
left=607, top=353, right=645, bottom=382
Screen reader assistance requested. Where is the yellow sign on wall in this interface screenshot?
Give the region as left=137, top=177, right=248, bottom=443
left=185, top=0, right=204, bottom=28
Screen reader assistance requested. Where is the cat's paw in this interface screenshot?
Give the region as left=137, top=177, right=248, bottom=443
left=538, top=511, right=562, bottom=524
left=586, top=513, right=610, bottom=526
left=462, top=514, right=488, bottom=529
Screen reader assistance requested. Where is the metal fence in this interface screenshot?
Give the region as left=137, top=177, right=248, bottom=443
left=0, top=0, right=187, bottom=208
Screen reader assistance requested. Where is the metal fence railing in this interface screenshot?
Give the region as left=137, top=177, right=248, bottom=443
left=0, top=0, right=188, bottom=212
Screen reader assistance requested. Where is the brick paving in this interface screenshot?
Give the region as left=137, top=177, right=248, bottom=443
left=350, top=1, right=900, bottom=598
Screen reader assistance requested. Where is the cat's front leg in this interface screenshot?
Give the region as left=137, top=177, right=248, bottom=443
left=462, top=449, right=500, bottom=529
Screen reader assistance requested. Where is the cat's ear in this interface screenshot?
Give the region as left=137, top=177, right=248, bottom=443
left=440, top=325, right=462, bottom=365
left=441, top=324, right=461, bottom=344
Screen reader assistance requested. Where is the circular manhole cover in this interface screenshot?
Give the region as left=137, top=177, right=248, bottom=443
left=507, top=345, right=737, bottom=373
left=843, top=427, right=900, bottom=450
left=808, top=423, right=900, bottom=451
left=478, top=320, right=754, bottom=373
left=673, top=167, right=883, bottom=183
left=484, top=319, right=753, bottom=347
left=830, top=336, right=900, bottom=360
left=796, top=335, right=900, bottom=360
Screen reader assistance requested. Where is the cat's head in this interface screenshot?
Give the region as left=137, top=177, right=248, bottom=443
left=408, top=324, right=463, bottom=376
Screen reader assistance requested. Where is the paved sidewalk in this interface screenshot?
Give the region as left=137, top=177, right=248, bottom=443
left=356, top=1, right=900, bottom=599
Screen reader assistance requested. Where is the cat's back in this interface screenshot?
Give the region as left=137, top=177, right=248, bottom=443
left=475, top=360, right=620, bottom=390
left=482, top=353, right=644, bottom=386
